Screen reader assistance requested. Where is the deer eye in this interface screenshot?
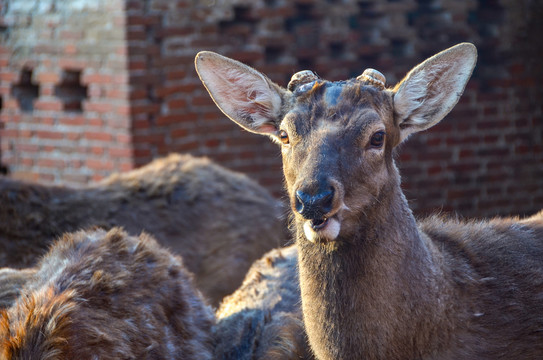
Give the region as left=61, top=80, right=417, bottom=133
left=370, top=131, right=385, bottom=148
left=279, top=130, right=290, bottom=145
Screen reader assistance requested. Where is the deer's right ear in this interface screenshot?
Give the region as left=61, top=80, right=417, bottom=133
left=195, top=51, right=285, bottom=135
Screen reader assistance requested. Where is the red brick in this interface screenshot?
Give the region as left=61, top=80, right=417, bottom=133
left=85, top=132, right=113, bottom=142
left=35, top=130, right=63, bottom=140
left=82, top=73, right=113, bottom=85
left=86, top=158, right=115, bottom=171
left=64, top=44, right=77, bottom=55
left=116, top=134, right=132, bottom=144
left=171, top=128, right=189, bottom=138
left=36, top=72, right=60, bottom=83
left=87, top=118, right=104, bottom=127
left=37, top=158, right=65, bottom=168
left=34, top=100, right=63, bottom=111
left=65, top=132, right=81, bottom=140
left=0, top=71, right=17, bottom=82
left=167, top=98, right=187, bottom=110
left=59, top=116, right=85, bottom=126
left=165, top=70, right=187, bottom=81
left=109, top=147, right=132, bottom=157
left=83, top=102, right=113, bottom=113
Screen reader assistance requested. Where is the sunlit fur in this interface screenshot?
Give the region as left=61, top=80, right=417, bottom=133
left=0, top=228, right=214, bottom=359
left=196, top=44, right=543, bottom=360
left=0, top=153, right=285, bottom=306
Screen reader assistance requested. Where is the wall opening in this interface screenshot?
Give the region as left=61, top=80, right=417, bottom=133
left=11, top=68, right=39, bottom=112
left=54, top=70, right=87, bottom=112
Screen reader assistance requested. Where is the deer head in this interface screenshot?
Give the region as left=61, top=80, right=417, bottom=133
left=195, top=43, right=477, bottom=245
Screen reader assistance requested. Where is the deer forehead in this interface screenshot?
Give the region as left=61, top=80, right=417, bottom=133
left=281, top=80, right=393, bottom=138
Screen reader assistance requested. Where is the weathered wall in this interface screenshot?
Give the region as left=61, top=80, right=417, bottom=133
left=1, top=0, right=542, bottom=217
left=0, top=0, right=132, bottom=183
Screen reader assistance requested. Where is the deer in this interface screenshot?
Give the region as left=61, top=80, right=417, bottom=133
left=0, top=227, right=215, bottom=359
left=213, top=245, right=313, bottom=359
left=0, top=268, right=36, bottom=309
left=195, top=43, right=543, bottom=359
left=0, top=153, right=285, bottom=306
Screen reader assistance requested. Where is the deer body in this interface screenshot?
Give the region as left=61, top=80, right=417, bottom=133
left=214, top=245, right=313, bottom=360
left=196, top=43, right=543, bottom=359
left=0, top=153, right=284, bottom=305
left=0, top=228, right=214, bottom=359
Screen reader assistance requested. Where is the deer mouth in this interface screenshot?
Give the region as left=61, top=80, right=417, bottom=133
left=303, top=215, right=341, bottom=243
left=310, top=217, right=329, bottom=230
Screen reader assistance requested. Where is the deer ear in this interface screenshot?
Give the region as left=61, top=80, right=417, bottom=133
left=195, top=51, right=285, bottom=135
left=393, top=43, right=477, bottom=142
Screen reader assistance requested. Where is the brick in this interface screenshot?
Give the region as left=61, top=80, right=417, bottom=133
left=84, top=132, right=113, bottom=142
left=35, top=130, right=63, bottom=140
left=167, top=98, right=187, bottom=110
left=83, top=102, right=113, bottom=113
left=37, top=158, right=65, bottom=168
left=59, top=116, right=85, bottom=126
left=34, top=100, right=63, bottom=111
left=109, top=147, right=132, bottom=157
left=36, top=72, right=60, bottom=83
left=86, top=158, right=115, bottom=171
left=81, top=73, right=113, bottom=85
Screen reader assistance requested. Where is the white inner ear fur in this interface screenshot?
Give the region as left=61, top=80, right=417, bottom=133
left=196, top=52, right=282, bottom=134
left=225, top=67, right=282, bottom=130
left=393, top=43, right=477, bottom=142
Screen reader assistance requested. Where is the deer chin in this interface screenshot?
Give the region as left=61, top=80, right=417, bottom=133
left=303, top=217, right=341, bottom=243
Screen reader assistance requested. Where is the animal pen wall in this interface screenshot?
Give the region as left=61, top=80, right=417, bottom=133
left=0, top=0, right=542, bottom=218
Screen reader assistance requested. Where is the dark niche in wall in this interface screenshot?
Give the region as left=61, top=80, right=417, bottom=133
left=54, top=70, right=88, bottom=112
left=11, top=68, right=39, bottom=113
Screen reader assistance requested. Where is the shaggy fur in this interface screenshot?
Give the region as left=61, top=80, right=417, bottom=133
left=0, top=153, right=285, bottom=305
left=0, top=269, right=36, bottom=309
left=214, top=245, right=313, bottom=360
left=196, top=44, right=543, bottom=360
left=0, top=227, right=214, bottom=359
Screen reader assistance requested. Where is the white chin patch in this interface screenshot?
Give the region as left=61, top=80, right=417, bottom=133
left=303, top=218, right=341, bottom=243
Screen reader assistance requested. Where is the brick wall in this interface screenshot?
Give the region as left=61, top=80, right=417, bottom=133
left=0, top=0, right=133, bottom=184
left=1, top=0, right=542, bottom=218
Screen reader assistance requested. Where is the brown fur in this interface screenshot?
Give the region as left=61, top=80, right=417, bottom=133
left=0, top=227, right=214, bottom=359
left=0, top=153, right=285, bottom=305
left=214, top=245, right=314, bottom=360
left=196, top=45, right=543, bottom=360
left=0, top=269, right=36, bottom=309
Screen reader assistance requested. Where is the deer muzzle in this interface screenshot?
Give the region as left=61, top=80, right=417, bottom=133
left=295, top=188, right=334, bottom=220
left=293, top=182, right=343, bottom=243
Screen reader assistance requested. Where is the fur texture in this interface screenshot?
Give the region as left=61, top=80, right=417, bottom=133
left=196, top=43, right=543, bottom=360
left=0, top=269, right=36, bottom=309
left=0, top=227, right=214, bottom=359
left=214, top=245, right=313, bottom=360
left=0, top=153, right=285, bottom=305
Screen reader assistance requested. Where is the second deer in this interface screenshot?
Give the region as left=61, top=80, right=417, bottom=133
left=196, top=43, right=543, bottom=359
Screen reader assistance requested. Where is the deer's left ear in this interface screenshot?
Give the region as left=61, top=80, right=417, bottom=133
left=393, top=43, right=477, bottom=142
left=195, top=51, right=286, bottom=135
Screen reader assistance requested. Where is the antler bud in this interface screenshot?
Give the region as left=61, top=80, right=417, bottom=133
left=357, top=69, right=386, bottom=89
left=288, top=70, right=319, bottom=92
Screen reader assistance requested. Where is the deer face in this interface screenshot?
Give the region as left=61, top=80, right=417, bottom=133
left=276, top=78, right=398, bottom=243
left=195, top=43, right=477, bottom=244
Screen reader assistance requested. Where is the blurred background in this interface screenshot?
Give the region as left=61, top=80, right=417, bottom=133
left=0, top=0, right=541, bottom=218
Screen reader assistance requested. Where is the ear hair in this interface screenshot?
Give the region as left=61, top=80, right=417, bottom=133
left=393, top=43, right=477, bottom=142
left=195, top=51, right=285, bottom=135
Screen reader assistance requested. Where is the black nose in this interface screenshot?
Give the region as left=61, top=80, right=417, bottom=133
left=295, top=187, right=334, bottom=220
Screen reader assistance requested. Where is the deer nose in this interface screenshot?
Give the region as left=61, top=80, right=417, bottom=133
left=295, top=187, right=334, bottom=220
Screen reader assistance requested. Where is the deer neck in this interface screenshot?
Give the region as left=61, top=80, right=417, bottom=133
left=296, top=178, right=449, bottom=360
